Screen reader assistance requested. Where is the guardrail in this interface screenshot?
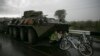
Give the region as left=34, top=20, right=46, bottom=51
left=69, top=30, right=100, bottom=36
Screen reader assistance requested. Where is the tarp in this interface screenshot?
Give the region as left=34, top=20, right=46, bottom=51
left=23, top=19, right=34, bottom=25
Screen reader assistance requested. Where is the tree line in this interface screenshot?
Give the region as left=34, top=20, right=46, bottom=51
left=70, top=20, right=100, bottom=31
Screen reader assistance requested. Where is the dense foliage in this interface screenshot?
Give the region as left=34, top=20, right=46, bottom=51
left=54, top=9, right=66, bottom=23
left=70, top=20, right=100, bottom=31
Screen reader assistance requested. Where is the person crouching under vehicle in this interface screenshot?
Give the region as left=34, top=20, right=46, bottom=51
left=49, top=31, right=63, bottom=46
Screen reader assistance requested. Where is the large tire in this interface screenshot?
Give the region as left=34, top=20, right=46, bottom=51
left=59, top=37, right=71, bottom=50
left=23, top=28, right=28, bottom=42
left=28, top=29, right=38, bottom=44
left=31, top=30, right=38, bottom=44
left=78, top=44, right=93, bottom=56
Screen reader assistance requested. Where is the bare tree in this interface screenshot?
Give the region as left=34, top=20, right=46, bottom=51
left=54, top=9, right=66, bottom=23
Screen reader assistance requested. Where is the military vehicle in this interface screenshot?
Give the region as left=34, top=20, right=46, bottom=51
left=8, top=10, right=69, bottom=44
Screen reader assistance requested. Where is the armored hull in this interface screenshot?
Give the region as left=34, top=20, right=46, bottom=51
left=8, top=10, right=69, bottom=44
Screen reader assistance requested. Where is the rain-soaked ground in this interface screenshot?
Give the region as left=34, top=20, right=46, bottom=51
left=0, top=34, right=100, bottom=56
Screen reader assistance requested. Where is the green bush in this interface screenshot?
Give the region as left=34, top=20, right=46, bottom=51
left=70, top=20, right=100, bottom=31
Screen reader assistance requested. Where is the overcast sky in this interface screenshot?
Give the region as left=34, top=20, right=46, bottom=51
left=0, top=0, right=100, bottom=21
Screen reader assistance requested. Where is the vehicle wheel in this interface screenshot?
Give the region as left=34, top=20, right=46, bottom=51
left=32, top=30, right=38, bottom=44
left=78, top=44, right=93, bottom=56
left=29, top=29, right=38, bottom=44
left=59, top=38, right=71, bottom=50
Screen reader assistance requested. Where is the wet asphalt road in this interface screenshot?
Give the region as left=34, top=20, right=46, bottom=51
left=0, top=34, right=69, bottom=56
left=0, top=34, right=100, bottom=56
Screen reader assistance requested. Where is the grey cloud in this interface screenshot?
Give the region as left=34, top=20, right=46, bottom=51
left=0, top=0, right=100, bottom=21
left=0, top=0, right=10, bottom=14
left=0, top=0, right=6, bottom=6
left=0, top=0, right=20, bottom=15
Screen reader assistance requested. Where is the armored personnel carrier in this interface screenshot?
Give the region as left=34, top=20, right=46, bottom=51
left=8, top=10, right=69, bottom=44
